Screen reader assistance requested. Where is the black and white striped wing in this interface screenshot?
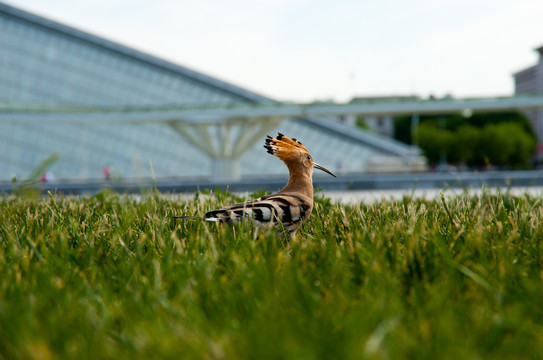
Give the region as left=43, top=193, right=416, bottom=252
left=260, top=194, right=312, bottom=226
left=204, top=194, right=312, bottom=233
left=204, top=199, right=279, bottom=224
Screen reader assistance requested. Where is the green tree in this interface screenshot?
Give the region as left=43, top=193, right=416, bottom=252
left=355, top=116, right=370, bottom=131
left=468, top=112, right=536, bottom=139
left=479, top=123, right=514, bottom=165
left=395, top=114, right=466, bottom=144
left=394, top=111, right=534, bottom=146
left=500, top=123, right=534, bottom=167
left=395, top=110, right=536, bottom=168
left=478, top=123, right=535, bottom=167
left=416, top=124, right=453, bottom=164
left=449, top=125, right=480, bottom=164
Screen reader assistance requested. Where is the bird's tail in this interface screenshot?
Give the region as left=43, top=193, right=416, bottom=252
left=173, top=215, right=222, bottom=222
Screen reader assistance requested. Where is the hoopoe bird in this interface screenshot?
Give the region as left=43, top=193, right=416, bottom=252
left=189, top=133, right=336, bottom=236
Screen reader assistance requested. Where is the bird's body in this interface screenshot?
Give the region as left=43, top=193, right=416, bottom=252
left=182, top=133, right=336, bottom=235
left=204, top=191, right=313, bottom=234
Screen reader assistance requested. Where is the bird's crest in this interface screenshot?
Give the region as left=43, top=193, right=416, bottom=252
left=264, top=132, right=309, bottom=162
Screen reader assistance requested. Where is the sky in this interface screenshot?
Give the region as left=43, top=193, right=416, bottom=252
left=8, top=0, right=543, bottom=103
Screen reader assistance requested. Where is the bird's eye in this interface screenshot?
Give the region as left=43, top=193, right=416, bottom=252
left=306, top=155, right=311, bottom=160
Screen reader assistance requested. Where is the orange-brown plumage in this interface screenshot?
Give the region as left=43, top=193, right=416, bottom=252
left=264, top=133, right=335, bottom=199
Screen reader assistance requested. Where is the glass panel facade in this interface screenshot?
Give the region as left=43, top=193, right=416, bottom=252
left=0, top=11, right=244, bottom=107
left=0, top=4, right=401, bottom=182
left=0, top=5, right=263, bottom=181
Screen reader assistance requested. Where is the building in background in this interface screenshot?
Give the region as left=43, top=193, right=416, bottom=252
left=0, top=3, right=425, bottom=183
left=513, top=45, right=543, bottom=163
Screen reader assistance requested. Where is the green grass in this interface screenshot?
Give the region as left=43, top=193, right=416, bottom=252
left=1, top=189, right=543, bottom=359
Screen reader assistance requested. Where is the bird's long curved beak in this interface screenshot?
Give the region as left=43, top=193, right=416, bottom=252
left=314, top=162, right=336, bottom=177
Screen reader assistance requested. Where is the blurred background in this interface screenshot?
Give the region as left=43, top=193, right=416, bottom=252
left=2, top=0, right=543, bottom=193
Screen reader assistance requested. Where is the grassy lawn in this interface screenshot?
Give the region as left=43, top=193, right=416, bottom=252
left=1, top=189, right=542, bottom=359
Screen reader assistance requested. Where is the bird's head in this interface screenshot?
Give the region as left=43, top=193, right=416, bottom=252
left=264, top=133, right=336, bottom=177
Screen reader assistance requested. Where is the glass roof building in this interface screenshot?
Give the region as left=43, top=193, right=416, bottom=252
left=0, top=3, right=424, bottom=183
